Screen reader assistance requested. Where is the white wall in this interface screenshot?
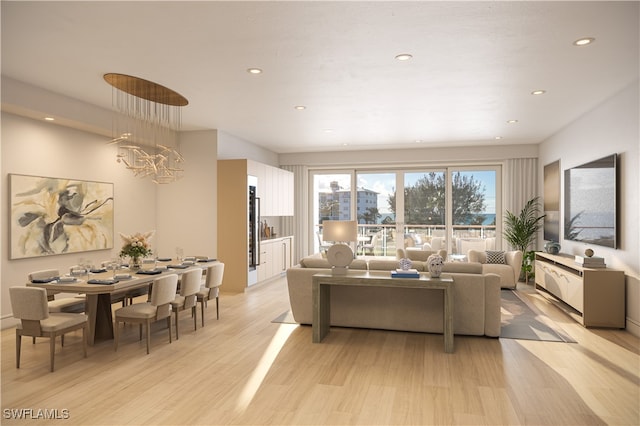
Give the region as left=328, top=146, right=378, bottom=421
left=0, top=114, right=220, bottom=329
left=1, top=113, right=157, bottom=327
left=156, top=130, right=218, bottom=258
left=217, top=130, right=278, bottom=166
left=539, top=81, right=640, bottom=336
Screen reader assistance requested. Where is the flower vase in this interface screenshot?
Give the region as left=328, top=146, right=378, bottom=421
left=427, top=254, right=444, bottom=278
left=130, top=257, right=141, bottom=271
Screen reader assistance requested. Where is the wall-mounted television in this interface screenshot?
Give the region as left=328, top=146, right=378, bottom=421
left=564, top=154, right=618, bottom=248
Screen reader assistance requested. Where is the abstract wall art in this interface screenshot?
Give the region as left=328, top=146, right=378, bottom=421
left=10, top=174, right=114, bottom=259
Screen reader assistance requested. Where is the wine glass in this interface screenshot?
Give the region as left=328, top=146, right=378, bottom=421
left=176, top=247, right=184, bottom=263
left=107, top=258, right=120, bottom=278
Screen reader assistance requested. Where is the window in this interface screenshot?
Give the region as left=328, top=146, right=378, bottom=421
left=310, top=166, right=500, bottom=256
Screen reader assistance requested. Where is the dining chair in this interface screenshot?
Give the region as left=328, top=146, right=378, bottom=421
left=196, top=262, right=225, bottom=327
left=170, top=268, right=202, bottom=339
left=28, top=269, right=86, bottom=314
left=361, top=234, right=379, bottom=255
left=10, top=286, right=88, bottom=372
left=114, top=274, right=178, bottom=354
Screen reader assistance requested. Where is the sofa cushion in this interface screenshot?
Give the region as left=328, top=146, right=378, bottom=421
left=399, top=249, right=448, bottom=262
left=368, top=259, right=425, bottom=272
left=299, top=257, right=367, bottom=270
left=299, top=257, right=331, bottom=268
left=442, top=262, right=483, bottom=274
left=485, top=250, right=506, bottom=264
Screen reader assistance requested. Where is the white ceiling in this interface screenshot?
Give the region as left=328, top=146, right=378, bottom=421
left=2, top=1, right=638, bottom=154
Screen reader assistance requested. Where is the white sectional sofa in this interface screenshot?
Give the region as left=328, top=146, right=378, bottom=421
left=286, top=256, right=501, bottom=337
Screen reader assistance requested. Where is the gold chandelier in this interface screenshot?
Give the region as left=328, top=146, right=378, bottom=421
left=104, top=73, right=188, bottom=184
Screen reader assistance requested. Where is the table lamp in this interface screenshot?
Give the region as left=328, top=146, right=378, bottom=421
left=322, top=220, right=358, bottom=274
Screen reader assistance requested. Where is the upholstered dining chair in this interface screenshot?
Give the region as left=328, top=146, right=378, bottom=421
left=170, top=268, right=202, bottom=339
left=28, top=269, right=86, bottom=314
left=114, top=273, right=178, bottom=354
left=196, top=262, right=225, bottom=327
left=10, top=286, right=88, bottom=372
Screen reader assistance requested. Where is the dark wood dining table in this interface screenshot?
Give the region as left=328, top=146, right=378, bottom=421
left=26, top=260, right=217, bottom=345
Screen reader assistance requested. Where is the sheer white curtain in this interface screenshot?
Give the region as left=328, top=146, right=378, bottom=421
left=503, top=158, right=539, bottom=249
left=281, top=165, right=308, bottom=265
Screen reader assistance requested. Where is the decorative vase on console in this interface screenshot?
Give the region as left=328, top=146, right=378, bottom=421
left=398, top=258, right=412, bottom=271
left=544, top=241, right=561, bottom=255
left=427, top=254, right=444, bottom=278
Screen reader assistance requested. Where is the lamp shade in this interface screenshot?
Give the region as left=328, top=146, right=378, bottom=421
left=322, top=220, right=358, bottom=242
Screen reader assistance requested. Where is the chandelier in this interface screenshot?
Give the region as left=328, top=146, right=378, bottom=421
left=104, top=73, right=188, bottom=184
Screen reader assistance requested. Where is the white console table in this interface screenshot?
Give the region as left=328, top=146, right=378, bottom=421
left=312, top=271, right=454, bottom=352
left=534, top=252, right=625, bottom=328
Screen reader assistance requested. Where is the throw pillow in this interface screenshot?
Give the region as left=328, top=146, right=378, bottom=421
left=485, top=250, right=506, bottom=264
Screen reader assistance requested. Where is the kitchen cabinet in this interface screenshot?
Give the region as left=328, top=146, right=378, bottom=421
left=218, top=159, right=294, bottom=293
left=247, top=160, right=294, bottom=216
left=258, top=236, right=293, bottom=283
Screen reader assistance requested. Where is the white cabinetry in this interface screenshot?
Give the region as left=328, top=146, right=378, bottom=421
left=247, top=160, right=294, bottom=216
left=534, top=252, right=625, bottom=328
left=258, top=236, right=293, bottom=283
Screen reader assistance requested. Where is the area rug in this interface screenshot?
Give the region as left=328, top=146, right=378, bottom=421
left=501, top=289, right=576, bottom=343
left=272, top=290, right=576, bottom=343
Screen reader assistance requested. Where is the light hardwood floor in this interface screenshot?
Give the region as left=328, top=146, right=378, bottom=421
left=2, top=276, right=638, bottom=425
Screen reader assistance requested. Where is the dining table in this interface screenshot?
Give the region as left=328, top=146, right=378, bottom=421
left=26, top=259, right=218, bottom=345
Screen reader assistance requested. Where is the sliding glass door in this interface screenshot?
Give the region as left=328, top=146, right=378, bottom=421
left=310, top=166, right=500, bottom=256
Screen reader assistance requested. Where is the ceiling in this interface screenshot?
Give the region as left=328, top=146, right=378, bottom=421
left=2, top=1, right=638, bottom=154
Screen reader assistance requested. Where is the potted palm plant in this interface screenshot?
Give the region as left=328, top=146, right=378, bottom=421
left=503, top=197, right=545, bottom=282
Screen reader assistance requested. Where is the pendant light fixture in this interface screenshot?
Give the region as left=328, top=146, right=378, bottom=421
left=104, top=73, right=188, bottom=184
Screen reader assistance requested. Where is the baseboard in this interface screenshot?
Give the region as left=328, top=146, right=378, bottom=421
left=1, top=314, right=18, bottom=330
left=626, top=317, right=640, bottom=337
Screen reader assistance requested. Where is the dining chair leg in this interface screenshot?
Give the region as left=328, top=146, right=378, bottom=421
left=200, top=301, right=205, bottom=327
left=82, top=325, right=88, bottom=358
left=192, top=306, right=197, bottom=331
left=139, top=324, right=143, bottom=341
left=145, top=320, right=151, bottom=354
left=174, top=311, right=179, bottom=340
left=16, top=332, right=22, bottom=369
left=216, top=297, right=219, bottom=320
left=49, top=335, right=56, bottom=372
left=114, top=320, right=120, bottom=351
left=167, top=317, right=172, bottom=344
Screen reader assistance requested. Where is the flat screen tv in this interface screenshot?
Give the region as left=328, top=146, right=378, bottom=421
left=564, top=154, right=618, bottom=248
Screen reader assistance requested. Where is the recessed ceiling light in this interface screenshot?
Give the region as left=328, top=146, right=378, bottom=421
left=247, top=68, right=263, bottom=74
left=415, top=139, right=424, bottom=143
left=507, top=119, right=518, bottom=124
left=573, top=37, right=595, bottom=46
left=44, top=117, right=55, bottom=121
left=294, top=105, right=306, bottom=110
left=495, top=136, right=503, bottom=140
left=324, top=129, right=334, bottom=133
left=395, top=53, right=413, bottom=61
left=531, top=90, right=546, bottom=95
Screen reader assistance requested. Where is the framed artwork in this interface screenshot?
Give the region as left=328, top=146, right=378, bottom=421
left=9, top=174, right=114, bottom=259
left=543, top=160, right=560, bottom=242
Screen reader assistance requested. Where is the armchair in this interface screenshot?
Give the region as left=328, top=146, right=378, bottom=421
left=467, top=249, right=523, bottom=289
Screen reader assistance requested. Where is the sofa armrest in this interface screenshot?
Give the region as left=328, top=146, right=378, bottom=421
left=504, top=250, right=523, bottom=283
left=483, top=273, right=501, bottom=337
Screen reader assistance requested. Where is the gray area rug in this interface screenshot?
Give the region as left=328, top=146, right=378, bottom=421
left=501, top=289, right=576, bottom=342
left=272, top=290, right=576, bottom=343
